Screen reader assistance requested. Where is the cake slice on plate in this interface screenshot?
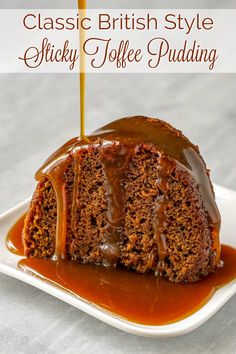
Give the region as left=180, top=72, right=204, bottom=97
left=22, top=116, right=221, bottom=283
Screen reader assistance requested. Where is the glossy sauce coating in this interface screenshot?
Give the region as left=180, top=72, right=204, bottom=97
left=6, top=214, right=236, bottom=325
left=34, top=116, right=221, bottom=266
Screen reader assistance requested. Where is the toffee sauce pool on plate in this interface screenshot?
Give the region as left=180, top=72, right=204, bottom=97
left=6, top=214, right=236, bottom=326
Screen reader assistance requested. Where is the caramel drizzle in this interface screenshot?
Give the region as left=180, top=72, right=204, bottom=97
left=36, top=156, right=70, bottom=260
left=78, top=0, right=86, bottom=138
left=153, top=155, right=175, bottom=273
left=52, top=174, right=67, bottom=260
left=35, top=138, right=84, bottom=260
left=71, top=153, right=81, bottom=235
left=35, top=141, right=86, bottom=260
left=183, top=148, right=221, bottom=264
left=100, top=144, right=135, bottom=266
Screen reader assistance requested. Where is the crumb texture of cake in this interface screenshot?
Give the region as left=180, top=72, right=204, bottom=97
left=22, top=116, right=221, bottom=283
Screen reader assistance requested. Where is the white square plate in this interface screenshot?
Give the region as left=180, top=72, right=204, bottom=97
left=0, top=184, right=236, bottom=337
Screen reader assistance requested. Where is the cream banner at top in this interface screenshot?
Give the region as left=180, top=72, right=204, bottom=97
left=0, top=9, right=236, bottom=73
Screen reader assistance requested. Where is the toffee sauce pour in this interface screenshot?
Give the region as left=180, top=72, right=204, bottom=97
left=5, top=0, right=236, bottom=326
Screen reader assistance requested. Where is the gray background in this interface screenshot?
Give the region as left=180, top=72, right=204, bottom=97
left=0, top=1, right=236, bottom=353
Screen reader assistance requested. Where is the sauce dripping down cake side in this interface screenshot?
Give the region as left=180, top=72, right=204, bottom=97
left=22, top=116, right=221, bottom=283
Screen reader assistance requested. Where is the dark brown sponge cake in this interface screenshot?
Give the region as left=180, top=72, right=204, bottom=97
left=22, top=116, right=221, bottom=283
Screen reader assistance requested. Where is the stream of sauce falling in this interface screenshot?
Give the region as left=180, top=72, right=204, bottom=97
left=78, top=0, right=86, bottom=138
left=6, top=214, right=236, bottom=325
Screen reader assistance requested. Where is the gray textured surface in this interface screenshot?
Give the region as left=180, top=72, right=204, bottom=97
left=0, top=1, right=236, bottom=354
